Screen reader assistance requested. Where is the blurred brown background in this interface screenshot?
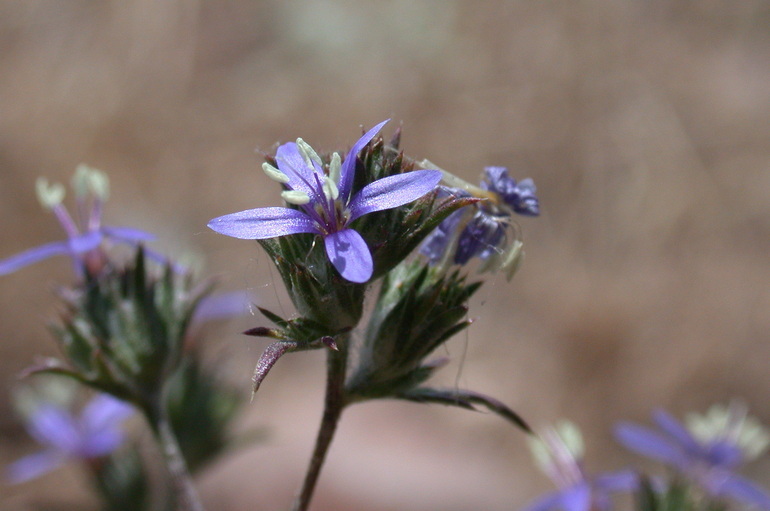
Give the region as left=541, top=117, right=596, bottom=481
left=1, top=1, right=769, bottom=510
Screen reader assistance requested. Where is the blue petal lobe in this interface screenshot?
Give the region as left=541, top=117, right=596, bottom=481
left=652, top=409, right=702, bottom=454
left=718, top=473, right=770, bottom=509
left=67, top=230, right=103, bottom=253
left=615, top=423, right=688, bottom=468
left=560, top=483, right=592, bottom=511
left=347, top=169, right=441, bottom=222
left=194, top=290, right=255, bottom=322
left=5, top=450, right=65, bottom=484
left=208, top=207, right=320, bottom=239
left=27, top=406, right=81, bottom=452
left=594, top=470, right=639, bottom=492
left=82, top=395, right=133, bottom=433
left=338, top=119, right=390, bottom=201
left=520, top=492, right=563, bottom=511
left=0, top=241, right=72, bottom=275
left=324, top=228, right=373, bottom=283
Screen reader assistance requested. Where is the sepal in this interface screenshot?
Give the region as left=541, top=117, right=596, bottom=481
left=257, top=236, right=365, bottom=331
left=396, top=386, right=531, bottom=433
left=245, top=307, right=349, bottom=396
left=346, top=260, right=480, bottom=400
left=35, top=247, right=210, bottom=409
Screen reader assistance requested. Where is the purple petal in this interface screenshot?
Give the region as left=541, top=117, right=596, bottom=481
left=67, top=230, right=103, bottom=253
left=275, top=142, right=321, bottom=197
left=323, top=228, right=373, bottom=283
left=615, top=423, right=688, bottom=468
left=208, top=207, right=320, bottom=240
left=594, top=470, right=639, bottom=493
left=707, top=440, right=743, bottom=468
left=102, top=226, right=156, bottom=242
left=560, top=483, right=592, bottom=511
left=521, top=491, right=563, bottom=511
left=81, top=394, right=133, bottom=433
left=80, top=429, right=124, bottom=458
left=652, top=410, right=702, bottom=454
left=26, top=406, right=81, bottom=453
left=347, top=169, right=442, bottom=222
left=717, top=473, right=770, bottom=509
left=5, top=450, right=65, bottom=484
left=194, top=289, right=256, bottom=322
left=338, top=119, right=390, bottom=201
left=0, top=241, right=72, bottom=275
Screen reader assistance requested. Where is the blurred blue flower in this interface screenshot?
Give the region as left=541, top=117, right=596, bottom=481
left=208, top=120, right=441, bottom=283
left=0, top=165, right=156, bottom=278
left=615, top=405, right=770, bottom=510
left=6, top=394, right=133, bottom=483
left=480, top=166, right=539, bottom=216
left=419, top=166, right=538, bottom=277
left=525, top=421, right=637, bottom=511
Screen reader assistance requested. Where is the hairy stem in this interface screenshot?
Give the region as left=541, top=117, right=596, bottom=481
left=291, top=346, right=348, bottom=511
left=147, top=398, right=206, bottom=511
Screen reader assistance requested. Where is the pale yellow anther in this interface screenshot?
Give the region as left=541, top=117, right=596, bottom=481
left=72, top=164, right=109, bottom=200
left=88, top=169, right=110, bottom=201
left=296, top=138, right=323, bottom=170
left=328, top=152, right=341, bottom=185
left=322, top=176, right=339, bottom=201
left=72, top=164, right=91, bottom=198
left=36, top=178, right=66, bottom=210
left=281, top=190, right=311, bottom=205
left=262, top=162, right=290, bottom=184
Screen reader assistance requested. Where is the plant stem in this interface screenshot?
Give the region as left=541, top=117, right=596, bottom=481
left=291, top=346, right=348, bottom=511
left=148, top=398, right=206, bottom=511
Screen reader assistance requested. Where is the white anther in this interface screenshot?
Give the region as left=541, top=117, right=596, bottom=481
left=262, top=162, right=290, bottom=184
left=281, top=190, right=311, bottom=205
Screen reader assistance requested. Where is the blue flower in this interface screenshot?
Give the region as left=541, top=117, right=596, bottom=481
left=525, top=421, right=637, bottom=511
left=615, top=405, right=770, bottom=510
left=480, top=166, right=539, bottom=216
left=207, top=120, right=441, bottom=283
left=0, top=165, right=156, bottom=278
left=419, top=166, right=538, bottom=278
left=6, top=394, right=133, bottom=483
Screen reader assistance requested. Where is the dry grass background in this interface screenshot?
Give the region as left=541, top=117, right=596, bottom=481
left=1, top=1, right=770, bottom=510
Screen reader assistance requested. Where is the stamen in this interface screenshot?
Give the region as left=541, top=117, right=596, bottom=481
left=296, top=138, right=323, bottom=170
left=281, top=190, right=311, bottom=205
left=71, top=165, right=91, bottom=199
left=36, top=178, right=66, bottom=210
left=88, top=169, right=110, bottom=201
left=322, top=176, right=339, bottom=201
left=262, top=162, right=290, bottom=184
left=328, top=152, right=341, bottom=185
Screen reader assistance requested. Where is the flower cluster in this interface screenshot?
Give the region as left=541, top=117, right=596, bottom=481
left=208, top=120, right=441, bottom=283
left=616, top=405, right=770, bottom=510
left=0, top=165, right=158, bottom=279
left=3, top=120, right=540, bottom=511
left=6, top=393, right=133, bottom=483
left=524, top=406, right=770, bottom=511
left=525, top=421, right=637, bottom=511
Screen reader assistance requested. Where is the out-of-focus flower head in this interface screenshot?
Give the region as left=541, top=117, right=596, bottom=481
left=0, top=164, right=157, bottom=279
left=615, top=404, right=770, bottom=510
left=208, top=120, right=441, bottom=283
left=419, top=164, right=538, bottom=280
left=524, top=421, right=637, bottom=511
left=6, top=393, right=133, bottom=484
